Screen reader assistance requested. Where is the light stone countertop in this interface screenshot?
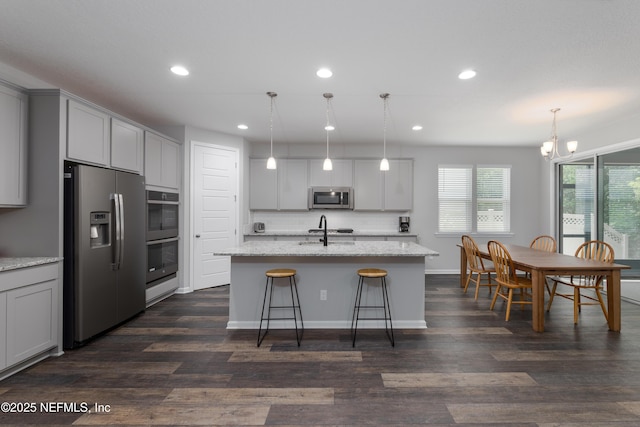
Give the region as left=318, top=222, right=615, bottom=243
left=214, top=240, right=438, bottom=257
left=245, top=230, right=418, bottom=238
left=0, top=257, right=62, bottom=272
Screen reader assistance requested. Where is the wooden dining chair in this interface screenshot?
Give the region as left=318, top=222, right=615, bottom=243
left=461, top=235, right=495, bottom=300
left=530, top=235, right=557, bottom=253
left=529, top=235, right=557, bottom=293
left=546, top=240, right=614, bottom=324
left=487, top=240, right=533, bottom=321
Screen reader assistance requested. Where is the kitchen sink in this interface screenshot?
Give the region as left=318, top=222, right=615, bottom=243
left=298, top=241, right=356, bottom=246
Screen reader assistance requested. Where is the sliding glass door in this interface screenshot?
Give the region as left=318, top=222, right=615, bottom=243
left=558, top=159, right=595, bottom=256
left=559, top=147, right=640, bottom=276
left=599, top=148, right=640, bottom=275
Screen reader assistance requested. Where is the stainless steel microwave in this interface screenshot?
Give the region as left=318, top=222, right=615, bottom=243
left=308, top=187, right=353, bottom=209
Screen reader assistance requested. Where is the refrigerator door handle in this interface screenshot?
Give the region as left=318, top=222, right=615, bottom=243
left=118, top=193, right=125, bottom=268
left=111, top=193, right=122, bottom=270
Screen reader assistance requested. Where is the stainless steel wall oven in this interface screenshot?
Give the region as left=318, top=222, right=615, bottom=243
left=146, top=190, right=179, bottom=241
left=146, top=237, right=179, bottom=285
left=145, top=190, right=179, bottom=294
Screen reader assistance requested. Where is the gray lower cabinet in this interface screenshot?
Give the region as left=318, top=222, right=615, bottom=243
left=1, top=263, right=59, bottom=373
left=0, top=292, right=5, bottom=369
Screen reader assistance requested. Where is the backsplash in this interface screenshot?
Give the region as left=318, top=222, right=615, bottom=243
left=248, top=210, right=410, bottom=233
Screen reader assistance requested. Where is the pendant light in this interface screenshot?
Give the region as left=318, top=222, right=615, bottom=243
left=323, top=93, right=334, bottom=171
left=266, top=92, right=277, bottom=170
left=540, top=108, right=578, bottom=160
left=379, top=93, right=390, bottom=171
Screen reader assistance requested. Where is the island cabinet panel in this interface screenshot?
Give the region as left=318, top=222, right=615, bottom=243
left=249, top=159, right=278, bottom=209
left=354, top=160, right=384, bottom=210
left=111, top=118, right=143, bottom=174
left=144, top=132, right=180, bottom=189
left=278, top=159, right=308, bottom=210
left=67, top=99, right=110, bottom=166
left=0, top=84, right=28, bottom=207
left=216, top=241, right=437, bottom=330
left=309, top=159, right=353, bottom=187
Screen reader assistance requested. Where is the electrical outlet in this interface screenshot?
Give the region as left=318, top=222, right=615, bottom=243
left=320, top=289, right=327, bottom=301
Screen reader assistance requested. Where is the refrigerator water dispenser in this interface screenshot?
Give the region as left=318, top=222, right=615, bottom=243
left=90, top=211, right=110, bottom=248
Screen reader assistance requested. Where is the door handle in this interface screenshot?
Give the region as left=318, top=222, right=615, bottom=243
left=195, top=234, right=201, bottom=238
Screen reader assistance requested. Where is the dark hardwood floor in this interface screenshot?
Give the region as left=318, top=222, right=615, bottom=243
left=3, top=274, right=640, bottom=426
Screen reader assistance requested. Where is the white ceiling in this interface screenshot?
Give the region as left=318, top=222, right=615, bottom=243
left=1, top=0, right=640, bottom=149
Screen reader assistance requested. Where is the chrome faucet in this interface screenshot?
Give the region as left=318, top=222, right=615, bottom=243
left=318, top=214, right=328, bottom=246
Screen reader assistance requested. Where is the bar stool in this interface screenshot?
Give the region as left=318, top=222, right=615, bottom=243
left=351, top=268, right=394, bottom=347
left=257, top=268, right=303, bottom=347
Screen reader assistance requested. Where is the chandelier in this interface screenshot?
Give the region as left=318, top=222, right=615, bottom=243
left=540, top=108, right=578, bottom=160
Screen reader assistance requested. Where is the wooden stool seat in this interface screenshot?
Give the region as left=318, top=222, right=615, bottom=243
left=357, top=268, right=387, bottom=278
left=266, top=268, right=296, bottom=278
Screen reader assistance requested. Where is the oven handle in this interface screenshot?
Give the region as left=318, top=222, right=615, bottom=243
left=146, top=200, right=180, bottom=205
left=146, top=237, right=180, bottom=245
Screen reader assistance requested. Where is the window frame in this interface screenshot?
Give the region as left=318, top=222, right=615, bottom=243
left=437, top=164, right=512, bottom=236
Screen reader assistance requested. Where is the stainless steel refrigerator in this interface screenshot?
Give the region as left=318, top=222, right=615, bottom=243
left=63, top=162, right=146, bottom=348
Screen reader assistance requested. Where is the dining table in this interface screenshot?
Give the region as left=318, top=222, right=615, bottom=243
left=459, top=243, right=630, bottom=332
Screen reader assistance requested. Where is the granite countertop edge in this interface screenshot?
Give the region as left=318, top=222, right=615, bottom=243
left=0, top=257, right=63, bottom=272
left=214, top=241, right=439, bottom=257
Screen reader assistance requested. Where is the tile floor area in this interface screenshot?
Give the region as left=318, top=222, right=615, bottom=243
left=2, top=274, right=640, bottom=425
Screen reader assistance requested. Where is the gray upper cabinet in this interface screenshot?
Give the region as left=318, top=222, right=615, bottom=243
left=354, top=160, right=384, bottom=210
left=144, top=132, right=180, bottom=189
left=0, top=85, right=27, bottom=206
left=309, top=159, right=353, bottom=187
left=278, top=159, right=308, bottom=210
left=250, top=159, right=308, bottom=210
left=249, top=159, right=278, bottom=209
left=111, top=118, right=143, bottom=174
left=354, top=159, right=413, bottom=211
left=66, top=99, right=110, bottom=166
left=384, top=159, right=413, bottom=211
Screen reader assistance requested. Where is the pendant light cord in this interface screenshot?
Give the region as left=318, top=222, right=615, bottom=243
left=382, top=94, right=388, bottom=159
left=269, top=93, right=275, bottom=157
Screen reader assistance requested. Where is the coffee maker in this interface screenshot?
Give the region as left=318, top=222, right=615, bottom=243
left=399, top=216, right=410, bottom=232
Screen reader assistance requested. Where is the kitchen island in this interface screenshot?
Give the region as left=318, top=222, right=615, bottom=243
left=214, top=241, right=438, bottom=330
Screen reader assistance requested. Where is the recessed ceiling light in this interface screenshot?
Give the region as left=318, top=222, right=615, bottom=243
left=412, top=125, right=423, bottom=131
left=458, top=69, right=476, bottom=80
left=170, top=65, right=189, bottom=76
left=324, top=125, right=335, bottom=131
left=316, top=68, right=333, bottom=78
left=237, top=124, right=248, bottom=130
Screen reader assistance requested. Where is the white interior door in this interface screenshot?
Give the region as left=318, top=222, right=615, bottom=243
left=192, top=143, right=238, bottom=290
